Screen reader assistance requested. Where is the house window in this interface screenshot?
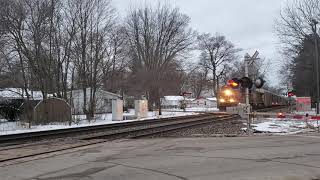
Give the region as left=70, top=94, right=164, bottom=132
left=104, top=99, right=110, bottom=105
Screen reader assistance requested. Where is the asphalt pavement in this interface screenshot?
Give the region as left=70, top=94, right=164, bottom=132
left=2, top=134, right=320, bottom=180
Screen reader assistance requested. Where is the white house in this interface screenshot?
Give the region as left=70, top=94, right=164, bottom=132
left=69, top=88, right=121, bottom=114
left=161, top=96, right=184, bottom=109
left=189, top=97, right=217, bottom=108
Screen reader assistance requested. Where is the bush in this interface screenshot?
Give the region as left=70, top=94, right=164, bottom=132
left=0, top=99, right=23, bottom=121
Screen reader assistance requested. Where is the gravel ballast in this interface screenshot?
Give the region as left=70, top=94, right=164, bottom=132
left=144, top=119, right=247, bottom=138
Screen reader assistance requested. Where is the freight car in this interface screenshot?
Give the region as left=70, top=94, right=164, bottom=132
left=218, top=86, right=288, bottom=110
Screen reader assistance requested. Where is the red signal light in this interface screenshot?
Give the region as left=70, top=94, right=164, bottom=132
left=227, top=79, right=239, bottom=88
left=277, top=112, right=285, bottom=118
left=288, top=91, right=295, bottom=97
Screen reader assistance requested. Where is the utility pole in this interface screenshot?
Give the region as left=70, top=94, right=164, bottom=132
left=312, top=19, right=320, bottom=115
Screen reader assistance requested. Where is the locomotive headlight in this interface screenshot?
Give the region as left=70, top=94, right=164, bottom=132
left=229, top=98, right=235, bottom=102
left=224, top=89, right=233, bottom=96
left=220, top=98, right=225, bottom=103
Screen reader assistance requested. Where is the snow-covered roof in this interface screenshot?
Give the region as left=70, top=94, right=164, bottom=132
left=70, top=88, right=121, bottom=98
left=0, top=88, right=43, bottom=100
left=164, top=96, right=184, bottom=101
left=206, top=97, right=217, bottom=101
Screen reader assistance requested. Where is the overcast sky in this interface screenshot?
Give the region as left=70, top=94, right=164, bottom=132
left=113, top=0, right=288, bottom=86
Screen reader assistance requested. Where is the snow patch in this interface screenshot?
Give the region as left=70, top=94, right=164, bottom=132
left=245, top=118, right=320, bottom=134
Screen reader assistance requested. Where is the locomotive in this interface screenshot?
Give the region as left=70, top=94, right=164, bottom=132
left=218, top=85, right=288, bottom=110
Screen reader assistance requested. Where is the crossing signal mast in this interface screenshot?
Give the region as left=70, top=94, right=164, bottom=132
left=241, top=51, right=264, bottom=134
left=225, top=60, right=266, bottom=133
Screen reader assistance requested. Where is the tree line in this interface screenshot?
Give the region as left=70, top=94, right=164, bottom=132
left=0, top=0, right=267, bottom=116
left=276, top=0, right=320, bottom=103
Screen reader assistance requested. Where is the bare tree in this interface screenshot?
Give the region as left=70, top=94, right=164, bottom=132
left=0, top=0, right=34, bottom=100
left=0, top=0, right=118, bottom=119
left=197, top=33, right=239, bottom=96
left=189, top=67, right=209, bottom=98
left=71, top=0, right=116, bottom=118
left=276, top=0, right=320, bottom=102
left=103, top=26, right=129, bottom=93
left=125, top=4, right=195, bottom=114
left=275, top=0, right=320, bottom=55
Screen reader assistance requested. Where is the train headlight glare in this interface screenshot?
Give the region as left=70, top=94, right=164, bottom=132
left=220, top=98, right=225, bottom=103
left=229, top=98, right=235, bottom=102
left=224, top=89, right=233, bottom=96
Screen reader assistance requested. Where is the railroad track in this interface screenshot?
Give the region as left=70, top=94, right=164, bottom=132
left=0, top=113, right=238, bottom=165
left=255, top=105, right=288, bottom=112
left=0, top=113, right=226, bottom=144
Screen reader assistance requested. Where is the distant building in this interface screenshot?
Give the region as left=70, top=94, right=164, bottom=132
left=189, top=97, right=217, bottom=108
left=69, top=88, right=121, bottom=114
left=161, top=95, right=218, bottom=109
left=0, top=88, right=44, bottom=121
left=0, top=88, right=43, bottom=101
left=161, top=96, right=184, bottom=109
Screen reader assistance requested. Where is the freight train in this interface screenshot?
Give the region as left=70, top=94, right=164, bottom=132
left=218, top=85, right=288, bottom=110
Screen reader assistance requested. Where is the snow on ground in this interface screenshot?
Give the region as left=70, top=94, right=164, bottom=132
left=0, top=109, right=199, bottom=135
left=241, top=109, right=320, bottom=134
left=187, top=107, right=219, bottom=111
left=246, top=117, right=320, bottom=134
left=162, top=107, right=219, bottom=112
left=293, top=108, right=319, bottom=116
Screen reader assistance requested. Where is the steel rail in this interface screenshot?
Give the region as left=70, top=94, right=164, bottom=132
left=255, top=105, right=287, bottom=112
left=0, top=113, right=221, bottom=144
left=0, top=114, right=237, bottom=164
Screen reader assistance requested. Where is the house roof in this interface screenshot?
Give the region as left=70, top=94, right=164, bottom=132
left=190, top=97, right=217, bottom=101
left=0, top=88, right=43, bottom=100
left=70, top=88, right=121, bottom=98
left=206, top=97, right=217, bottom=101
left=163, top=96, right=184, bottom=101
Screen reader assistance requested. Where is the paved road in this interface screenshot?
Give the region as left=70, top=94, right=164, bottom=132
left=2, top=135, right=320, bottom=180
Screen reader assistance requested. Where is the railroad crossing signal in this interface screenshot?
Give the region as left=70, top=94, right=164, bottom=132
left=240, top=77, right=253, bottom=89
left=227, top=77, right=264, bottom=89
left=254, top=77, right=265, bottom=89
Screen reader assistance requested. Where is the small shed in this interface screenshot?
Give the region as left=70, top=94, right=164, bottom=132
left=69, top=88, right=121, bottom=114
left=20, top=98, right=71, bottom=125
